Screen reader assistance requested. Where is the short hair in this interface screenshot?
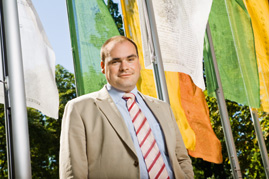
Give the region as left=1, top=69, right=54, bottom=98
left=100, top=36, right=139, bottom=63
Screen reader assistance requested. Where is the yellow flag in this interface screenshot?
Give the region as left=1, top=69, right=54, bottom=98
left=244, top=0, right=269, bottom=112
left=120, top=0, right=196, bottom=150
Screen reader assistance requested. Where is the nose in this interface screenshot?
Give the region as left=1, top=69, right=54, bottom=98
left=120, top=60, right=129, bottom=71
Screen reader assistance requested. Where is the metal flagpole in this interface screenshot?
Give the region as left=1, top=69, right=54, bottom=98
left=142, top=0, right=170, bottom=103
left=250, top=108, right=269, bottom=178
left=2, top=0, right=32, bottom=178
left=206, top=23, right=242, bottom=179
left=0, top=2, right=14, bottom=178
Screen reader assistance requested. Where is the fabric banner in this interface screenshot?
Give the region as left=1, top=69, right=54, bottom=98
left=0, top=0, right=59, bottom=118
left=121, top=0, right=196, bottom=150
left=243, top=0, right=269, bottom=112
left=66, top=0, right=119, bottom=96
left=179, top=73, right=222, bottom=164
left=204, top=0, right=260, bottom=108
left=137, top=0, right=213, bottom=90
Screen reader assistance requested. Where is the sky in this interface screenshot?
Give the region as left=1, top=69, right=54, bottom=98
left=31, top=0, right=74, bottom=73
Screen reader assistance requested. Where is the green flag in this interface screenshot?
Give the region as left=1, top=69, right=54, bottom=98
left=204, top=0, right=260, bottom=108
left=66, top=0, right=119, bottom=95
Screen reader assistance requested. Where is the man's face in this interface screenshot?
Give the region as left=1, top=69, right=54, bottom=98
left=101, top=40, right=141, bottom=92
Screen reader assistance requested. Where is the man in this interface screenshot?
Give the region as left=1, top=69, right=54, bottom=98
left=60, top=36, right=194, bottom=178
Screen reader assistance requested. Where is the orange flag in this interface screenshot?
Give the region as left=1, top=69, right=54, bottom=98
left=179, top=73, right=223, bottom=163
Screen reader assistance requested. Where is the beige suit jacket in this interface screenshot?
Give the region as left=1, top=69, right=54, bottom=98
left=60, top=86, right=194, bottom=179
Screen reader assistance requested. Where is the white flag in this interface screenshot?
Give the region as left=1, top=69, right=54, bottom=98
left=0, top=0, right=59, bottom=118
left=138, top=0, right=212, bottom=90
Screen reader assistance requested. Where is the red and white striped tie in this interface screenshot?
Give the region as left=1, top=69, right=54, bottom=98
left=123, top=93, right=169, bottom=179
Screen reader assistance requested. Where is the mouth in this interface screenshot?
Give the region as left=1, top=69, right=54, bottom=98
left=118, top=73, right=132, bottom=77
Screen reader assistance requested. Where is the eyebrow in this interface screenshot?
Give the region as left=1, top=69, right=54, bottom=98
left=111, top=54, right=137, bottom=61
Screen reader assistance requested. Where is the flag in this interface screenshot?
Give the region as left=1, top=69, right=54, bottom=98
left=0, top=0, right=59, bottom=118
left=137, top=0, right=213, bottom=90
left=179, top=73, right=222, bottom=163
left=204, top=0, right=260, bottom=108
left=66, top=0, right=119, bottom=95
left=243, top=0, right=269, bottom=112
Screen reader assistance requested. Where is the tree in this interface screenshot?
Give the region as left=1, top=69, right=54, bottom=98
left=0, top=104, right=7, bottom=177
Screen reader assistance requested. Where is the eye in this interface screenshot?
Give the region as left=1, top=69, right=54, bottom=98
left=128, top=57, right=135, bottom=61
left=111, top=60, right=120, bottom=64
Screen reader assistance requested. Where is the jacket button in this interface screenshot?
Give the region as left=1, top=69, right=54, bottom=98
left=134, top=161, right=139, bottom=167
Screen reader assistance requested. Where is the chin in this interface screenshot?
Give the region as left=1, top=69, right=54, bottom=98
left=118, top=85, right=135, bottom=92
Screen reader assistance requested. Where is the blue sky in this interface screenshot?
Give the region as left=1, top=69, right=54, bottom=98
left=32, top=0, right=74, bottom=73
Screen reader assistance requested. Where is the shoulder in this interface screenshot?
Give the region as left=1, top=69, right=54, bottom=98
left=66, top=87, right=108, bottom=107
left=139, top=92, right=170, bottom=110
left=67, top=91, right=97, bottom=105
left=139, top=92, right=168, bottom=105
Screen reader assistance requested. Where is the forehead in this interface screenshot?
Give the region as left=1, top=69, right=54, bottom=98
left=106, top=40, right=136, bottom=57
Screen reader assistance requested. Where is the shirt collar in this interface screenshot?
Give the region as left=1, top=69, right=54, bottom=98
left=106, top=83, right=138, bottom=104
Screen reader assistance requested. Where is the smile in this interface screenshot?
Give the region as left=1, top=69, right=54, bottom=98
left=119, top=74, right=132, bottom=77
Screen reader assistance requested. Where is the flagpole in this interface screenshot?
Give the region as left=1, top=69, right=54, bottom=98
left=250, top=108, right=269, bottom=178
left=206, top=23, right=242, bottom=179
left=2, top=0, right=32, bottom=178
left=0, top=2, right=14, bottom=178
left=142, top=0, right=170, bottom=103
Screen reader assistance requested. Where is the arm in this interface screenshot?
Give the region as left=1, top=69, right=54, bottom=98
left=59, top=101, right=88, bottom=179
left=169, top=106, right=194, bottom=178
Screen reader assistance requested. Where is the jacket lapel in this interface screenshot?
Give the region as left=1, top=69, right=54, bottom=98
left=95, top=87, right=137, bottom=157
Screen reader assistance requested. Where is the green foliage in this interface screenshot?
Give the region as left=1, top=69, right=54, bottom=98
left=191, top=91, right=269, bottom=178
left=0, top=104, right=7, bottom=177
left=56, top=64, right=77, bottom=109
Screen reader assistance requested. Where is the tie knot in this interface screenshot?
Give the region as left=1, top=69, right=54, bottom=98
left=122, top=93, right=135, bottom=102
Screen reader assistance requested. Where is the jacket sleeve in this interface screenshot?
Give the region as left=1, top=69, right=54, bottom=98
left=169, top=105, right=194, bottom=178
left=59, top=101, right=88, bottom=179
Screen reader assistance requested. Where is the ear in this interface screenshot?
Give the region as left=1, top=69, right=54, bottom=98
left=101, top=61, right=105, bottom=74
